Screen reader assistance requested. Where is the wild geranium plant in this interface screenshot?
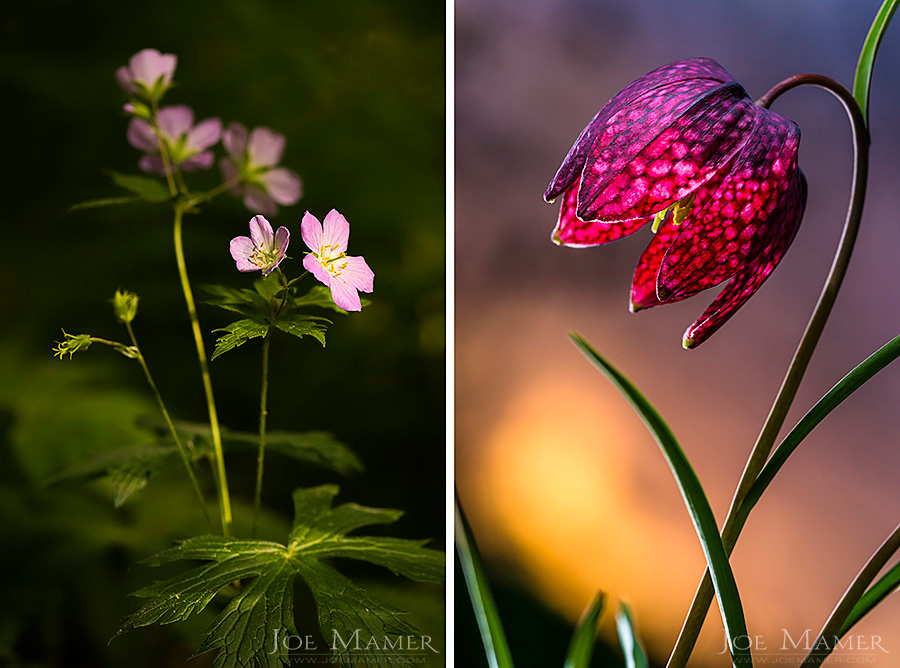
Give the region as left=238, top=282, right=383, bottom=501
left=459, top=2, right=900, bottom=668
left=58, top=48, right=442, bottom=667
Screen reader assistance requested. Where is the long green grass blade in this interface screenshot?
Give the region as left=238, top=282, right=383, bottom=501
left=801, top=523, right=900, bottom=667
left=455, top=495, right=515, bottom=668
left=854, top=0, right=899, bottom=124
left=564, top=592, right=605, bottom=668
left=743, top=334, right=900, bottom=519
left=569, top=333, right=750, bottom=666
left=839, top=561, right=900, bottom=637
left=616, top=602, right=649, bottom=668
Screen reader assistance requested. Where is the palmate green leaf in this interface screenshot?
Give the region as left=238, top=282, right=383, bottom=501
left=108, top=170, right=171, bottom=202
left=68, top=196, right=143, bottom=212
left=615, top=602, right=648, bottom=668
left=48, top=421, right=362, bottom=506
left=292, top=285, right=371, bottom=314
left=115, top=485, right=444, bottom=668
left=272, top=314, right=329, bottom=347
left=563, top=592, right=604, bottom=668
left=212, top=320, right=270, bottom=360
left=203, top=285, right=272, bottom=320
left=569, top=333, right=750, bottom=666
left=455, top=496, right=515, bottom=668
left=854, top=0, right=899, bottom=124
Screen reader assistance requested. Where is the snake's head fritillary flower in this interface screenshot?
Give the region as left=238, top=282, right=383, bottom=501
left=301, top=210, right=374, bottom=312
left=219, top=123, right=303, bottom=216
left=127, top=105, right=222, bottom=175
left=230, top=215, right=290, bottom=275
left=115, top=48, right=177, bottom=102
left=545, top=58, right=806, bottom=348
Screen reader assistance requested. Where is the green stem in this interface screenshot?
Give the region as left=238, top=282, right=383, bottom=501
left=198, top=176, right=243, bottom=204
left=252, top=334, right=271, bottom=537
left=124, top=321, right=211, bottom=529
left=173, top=203, right=233, bottom=535
left=666, top=74, right=868, bottom=668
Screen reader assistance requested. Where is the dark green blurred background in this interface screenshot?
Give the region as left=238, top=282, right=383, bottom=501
left=0, top=2, right=444, bottom=666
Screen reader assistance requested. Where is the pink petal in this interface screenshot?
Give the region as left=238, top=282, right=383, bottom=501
left=186, top=118, right=222, bottom=152
left=242, top=187, right=278, bottom=217
left=545, top=58, right=736, bottom=202
left=552, top=184, right=648, bottom=247
left=658, top=109, right=801, bottom=300
left=322, top=209, right=350, bottom=254
left=127, top=118, right=159, bottom=153
left=230, top=236, right=259, bottom=272
left=248, top=127, right=286, bottom=167
left=181, top=151, right=215, bottom=171
left=157, top=105, right=194, bottom=142
left=576, top=82, right=755, bottom=223
left=303, top=253, right=332, bottom=286
left=223, top=122, right=248, bottom=158
left=249, top=215, right=274, bottom=250
left=128, top=49, right=165, bottom=86
left=683, top=171, right=807, bottom=348
left=260, top=168, right=302, bottom=205
left=138, top=154, right=166, bottom=175
left=338, top=255, right=374, bottom=293
left=158, top=54, right=177, bottom=86
left=329, top=276, right=362, bottom=312
left=274, top=226, right=290, bottom=254
left=300, top=212, right=323, bottom=252
left=629, top=218, right=685, bottom=312
left=218, top=159, right=243, bottom=195
left=115, top=66, right=137, bottom=94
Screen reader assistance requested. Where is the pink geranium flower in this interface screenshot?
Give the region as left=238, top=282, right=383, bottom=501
left=230, top=215, right=290, bottom=275
left=127, top=105, right=222, bottom=174
left=219, top=123, right=302, bottom=216
left=115, top=48, right=177, bottom=101
left=301, top=210, right=374, bottom=312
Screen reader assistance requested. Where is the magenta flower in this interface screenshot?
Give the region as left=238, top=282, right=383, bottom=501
left=115, top=48, right=177, bottom=101
left=545, top=58, right=806, bottom=348
left=219, top=123, right=302, bottom=216
left=230, top=215, right=290, bottom=275
left=301, top=210, right=374, bottom=312
left=127, top=105, right=222, bottom=175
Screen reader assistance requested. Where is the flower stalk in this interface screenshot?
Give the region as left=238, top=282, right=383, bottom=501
left=666, top=73, right=869, bottom=668
left=124, top=319, right=211, bottom=530
left=252, top=334, right=271, bottom=537
left=173, top=202, right=233, bottom=535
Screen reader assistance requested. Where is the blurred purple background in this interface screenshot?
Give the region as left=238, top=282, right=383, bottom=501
left=455, top=1, right=900, bottom=665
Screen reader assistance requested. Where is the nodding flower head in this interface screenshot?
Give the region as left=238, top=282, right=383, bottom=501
left=545, top=58, right=806, bottom=348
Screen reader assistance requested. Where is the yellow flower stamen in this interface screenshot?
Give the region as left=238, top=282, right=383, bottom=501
left=651, top=192, right=695, bottom=234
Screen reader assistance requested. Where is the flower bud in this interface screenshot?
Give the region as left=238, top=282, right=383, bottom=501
left=113, top=289, right=139, bottom=324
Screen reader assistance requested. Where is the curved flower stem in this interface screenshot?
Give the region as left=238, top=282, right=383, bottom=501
left=149, top=100, right=177, bottom=198
left=252, top=334, right=270, bottom=537
left=124, top=321, right=211, bottom=530
left=667, top=74, right=869, bottom=668
left=173, top=203, right=233, bottom=536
